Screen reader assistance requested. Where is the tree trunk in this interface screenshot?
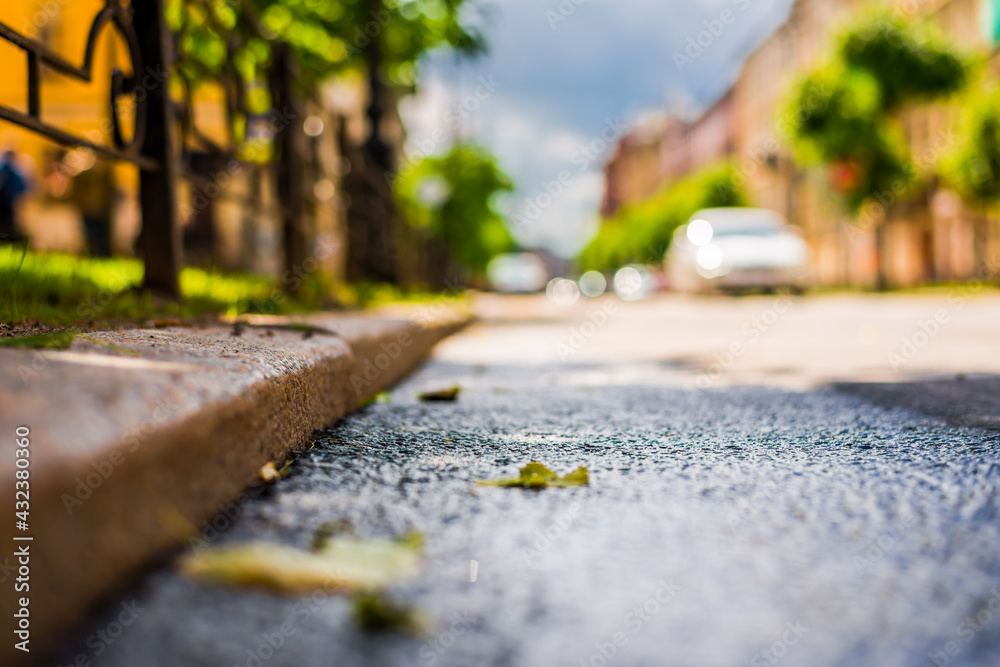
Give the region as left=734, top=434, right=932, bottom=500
left=347, top=0, right=398, bottom=284
left=874, top=218, right=889, bottom=291
left=270, top=43, right=309, bottom=292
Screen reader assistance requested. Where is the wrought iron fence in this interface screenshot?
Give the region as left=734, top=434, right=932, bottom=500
left=0, top=0, right=419, bottom=298
left=0, top=0, right=184, bottom=294
left=0, top=0, right=150, bottom=167
left=0, top=0, right=324, bottom=298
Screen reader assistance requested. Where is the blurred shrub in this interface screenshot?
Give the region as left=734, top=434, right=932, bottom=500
left=394, top=143, right=514, bottom=276
left=941, top=85, right=1000, bottom=206
left=578, top=162, right=747, bottom=271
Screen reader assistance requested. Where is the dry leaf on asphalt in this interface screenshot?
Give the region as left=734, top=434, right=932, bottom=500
left=352, top=593, right=430, bottom=635
left=258, top=459, right=292, bottom=483
left=418, top=386, right=461, bottom=402
left=180, top=534, right=422, bottom=594
left=478, top=461, right=589, bottom=489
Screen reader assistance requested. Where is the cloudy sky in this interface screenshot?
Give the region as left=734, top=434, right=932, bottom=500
left=399, top=0, right=796, bottom=258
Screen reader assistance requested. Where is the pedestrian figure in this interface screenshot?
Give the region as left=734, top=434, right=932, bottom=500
left=70, top=160, right=116, bottom=257
left=183, top=151, right=218, bottom=267
left=0, top=150, right=28, bottom=244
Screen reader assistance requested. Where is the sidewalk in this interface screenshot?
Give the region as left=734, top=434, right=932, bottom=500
left=0, top=304, right=468, bottom=660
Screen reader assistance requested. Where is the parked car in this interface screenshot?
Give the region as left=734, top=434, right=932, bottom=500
left=666, top=208, right=808, bottom=293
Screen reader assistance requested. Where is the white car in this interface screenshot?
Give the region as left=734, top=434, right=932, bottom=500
left=666, top=208, right=808, bottom=293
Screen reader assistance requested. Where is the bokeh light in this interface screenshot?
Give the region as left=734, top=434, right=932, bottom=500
left=578, top=271, right=607, bottom=297
left=546, top=278, right=580, bottom=306
left=686, top=219, right=714, bottom=246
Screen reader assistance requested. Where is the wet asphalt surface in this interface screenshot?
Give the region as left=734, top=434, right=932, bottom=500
left=53, top=356, right=1000, bottom=667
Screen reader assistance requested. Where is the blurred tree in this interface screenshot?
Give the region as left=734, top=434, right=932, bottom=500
left=942, top=86, right=1000, bottom=205
left=167, top=0, right=484, bottom=98
left=165, top=0, right=487, bottom=286
left=578, top=162, right=747, bottom=272
left=941, top=84, right=1000, bottom=273
left=782, top=8, right=973, bottom=288
left=394, top=143, right=514, bottom=283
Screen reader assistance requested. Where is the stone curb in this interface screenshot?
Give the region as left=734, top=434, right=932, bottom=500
left=0, top=307, right=468, bottom=660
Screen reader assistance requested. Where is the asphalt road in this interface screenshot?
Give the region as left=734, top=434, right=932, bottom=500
left=54, top=294, right=1000, bottom=667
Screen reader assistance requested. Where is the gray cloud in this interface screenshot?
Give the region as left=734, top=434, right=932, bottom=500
left=402, top=0, right=795, bottom=258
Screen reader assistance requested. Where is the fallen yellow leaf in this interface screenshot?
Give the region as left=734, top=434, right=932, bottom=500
left=478, top=462, right=589, bottom=489
left=180, top=535, right=421, bottom=595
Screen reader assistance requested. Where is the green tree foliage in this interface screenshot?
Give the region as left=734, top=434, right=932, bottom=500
left=839, top=12, right=968, bottom=109
left=164, top=0, right=484, bottom=147
left=941, top=86, right=1000, bottom=205
left=782, top=8, right=972, bottom=211
left=394, top=144, right=514, bottom=275
left=168, top=0, right=483, bottom=82
left=578, top=162, right=747, bottom=272
left=248, top=0, right=484, bottom=84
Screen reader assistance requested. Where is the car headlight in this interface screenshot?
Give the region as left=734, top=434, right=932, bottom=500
left=696, top=244, right=724, bottom=271
left=687, top=219, right=713, bottom=246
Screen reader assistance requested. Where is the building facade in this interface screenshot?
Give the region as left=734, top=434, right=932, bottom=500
left=605, top=0, right=1000, bottom=287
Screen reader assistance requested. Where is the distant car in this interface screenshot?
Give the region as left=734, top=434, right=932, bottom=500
left=666, top=208, right=808, bottom=294
left=487, top=253, right=549, bottom=293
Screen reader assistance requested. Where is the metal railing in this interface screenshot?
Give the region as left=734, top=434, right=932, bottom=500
left=0, top=0, right=323, bottom=298
left=0, top=0, right=182, bottom=294
left=0, top=0, right=420, bottom=297
left=0, top=0, right=151, bottom=168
